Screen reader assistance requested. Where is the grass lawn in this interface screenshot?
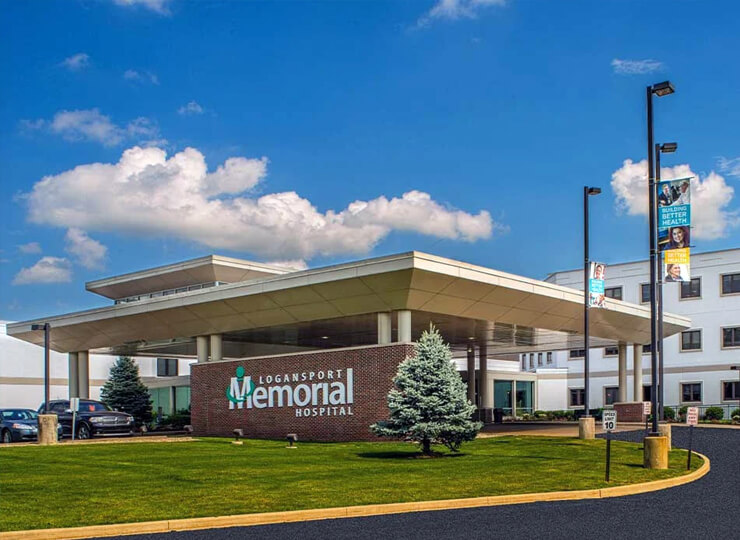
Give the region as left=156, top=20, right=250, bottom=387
left=0, top=436, right=701, bottom=532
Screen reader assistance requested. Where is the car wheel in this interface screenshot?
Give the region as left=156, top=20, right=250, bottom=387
left=1, top=430, right=12, bottom=444
left=76, top=423, right=91, bottom=440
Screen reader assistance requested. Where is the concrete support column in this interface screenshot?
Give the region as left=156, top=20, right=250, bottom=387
left=196, top=336, right=209, bottom=363
left=633, top=344, right=643, bottom=402
left=68, top=352, right=79, bottom=399
left=618, top=342, right=628, bottom=403
left=377, top=312, right=392, bottom=345
left=466, top=344, right=476, bottom=405
left=397, top=310, right=411, bottom=342
left=77, top=351, right=89, bottom=399
left=210, top=334, right=223, bottom=362
left=478, top=340, right=490, bottom=420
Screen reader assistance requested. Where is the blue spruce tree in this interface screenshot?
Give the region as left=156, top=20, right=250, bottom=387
left=371, top=325, right=481, bottom=455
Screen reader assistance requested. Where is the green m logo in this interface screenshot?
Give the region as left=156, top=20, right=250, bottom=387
left=227, top=366, right=256, bottom=409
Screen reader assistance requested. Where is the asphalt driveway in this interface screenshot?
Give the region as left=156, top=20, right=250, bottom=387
left=105, top=427, right=739, bottom=540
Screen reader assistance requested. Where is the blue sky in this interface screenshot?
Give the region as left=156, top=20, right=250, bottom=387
left=2, top=0, right=739, bottom=321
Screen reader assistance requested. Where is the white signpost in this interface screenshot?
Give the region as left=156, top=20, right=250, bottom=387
left=603, top=410, right=617, bottom=432
left=686, top=406, right=698, bottom=469
left=603, top=410, right=617, bottom=481
left=70, top=397, right=79, bottom=441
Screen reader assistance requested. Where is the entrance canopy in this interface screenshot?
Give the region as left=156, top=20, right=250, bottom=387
left=7, top=251, right=690, bottom=357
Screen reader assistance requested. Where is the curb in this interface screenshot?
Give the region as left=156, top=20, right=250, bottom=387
left=0, top=453, right=710, bottom=540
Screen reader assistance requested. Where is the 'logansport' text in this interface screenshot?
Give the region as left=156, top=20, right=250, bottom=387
left=228, top=368, right=354, bottom=417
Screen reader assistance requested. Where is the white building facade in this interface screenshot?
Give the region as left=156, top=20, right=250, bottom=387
left=544, top=248, right=740, bottom=417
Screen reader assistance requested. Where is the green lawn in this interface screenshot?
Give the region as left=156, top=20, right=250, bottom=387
left=0, top=436, right=701, bottom=532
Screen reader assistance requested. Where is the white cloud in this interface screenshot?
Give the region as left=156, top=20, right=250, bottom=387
left=123, top=69, right=159, bottom=85
left=12, top=257, right=72, bottom=285
left=22, top=109, right=161, bottom=147
left=65, top=228, right=107, bottom=270
left=717, top=156, right=740, bottom=179
left=113, top=0, right=170, bottom=15
left=611, top=159, right=739, bottom=239
left=417, top=0, right=506, bottom=27
left=611, top=58, right=663, bottom=75
left=178, top=101, right=204, bottom=116
left=61, top=53, right=90, bottom=71
left=18, top=242, right=42, bottom=255
left=25, top=146, right=497, bottom=260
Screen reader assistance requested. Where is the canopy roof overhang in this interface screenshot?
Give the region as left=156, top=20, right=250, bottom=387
left=7, top=251, right=691, bottom=355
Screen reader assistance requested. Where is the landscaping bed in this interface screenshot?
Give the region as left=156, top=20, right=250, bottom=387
left=0, top=436, right=702, bottom=532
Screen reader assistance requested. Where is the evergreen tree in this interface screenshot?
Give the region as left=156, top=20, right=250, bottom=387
left=371, top=325, right=481, bottom=455
left=100, top=357, right=153, bottom=425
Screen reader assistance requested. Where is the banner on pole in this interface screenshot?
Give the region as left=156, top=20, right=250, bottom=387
left=658, top=177, right=692, bottom=281
left=588, top=262, right=606, bottom=308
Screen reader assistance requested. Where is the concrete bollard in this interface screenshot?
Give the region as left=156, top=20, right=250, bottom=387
left=644, top=436, right=669, bottom=469
left=37, top=414, right=59, bottom=445
left=578, top=417, right=595, bottom=440
left=658, top=423, right=672, bottom=450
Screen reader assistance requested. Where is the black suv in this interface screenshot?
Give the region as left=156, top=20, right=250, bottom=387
left=39, top=399, right=135, bottom=439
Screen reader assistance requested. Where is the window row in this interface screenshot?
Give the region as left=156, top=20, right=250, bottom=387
left=603, top=272, right=740, bottom=305
left=566, top=325, right=740, bottom=358
left=520, top=352, right=553, bottom=370
left=569, top=380, right=739, bottom=407
left=114, top=281, right=230, bottom=304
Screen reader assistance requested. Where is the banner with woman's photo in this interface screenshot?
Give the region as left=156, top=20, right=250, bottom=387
left=658, top=177, right=692, bottom=281
left=588, top=261, right=606, bottom=308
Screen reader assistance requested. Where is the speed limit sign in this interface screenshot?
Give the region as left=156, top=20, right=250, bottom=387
left=602, top=410, right=617, bottom=432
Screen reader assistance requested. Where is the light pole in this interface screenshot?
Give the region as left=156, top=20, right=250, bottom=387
left=655, top=141, right=678, bottom=422
left=583, top=185, right=601, bottom=418
left=646, top=81, right=675, bottom=436
left=31, top=322, right=51, bottom=413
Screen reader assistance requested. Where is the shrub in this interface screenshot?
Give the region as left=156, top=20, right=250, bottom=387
left=703, top=407, right=725, bottom=421
left=731, top=408, right=740, bottom=419
left=678, top=405, right=689, bottom=420
left=663, top=406, right=676, bottom=421
left=533, top=410, right=548, bottom=420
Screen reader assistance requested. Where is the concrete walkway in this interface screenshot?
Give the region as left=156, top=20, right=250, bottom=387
left=106, top=426, right=738, bottom=540
left=478, top=422, right=634, bottom=437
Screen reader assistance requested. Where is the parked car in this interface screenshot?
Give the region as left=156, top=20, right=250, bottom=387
left=0, top=408, right=63, bottom=443
left=38, top=399, right=135, bottom=439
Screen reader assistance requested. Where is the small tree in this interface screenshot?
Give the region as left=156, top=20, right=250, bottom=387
left=100, top=357, right=153, bottom=425
left=371, top=325, right=482, bottom=455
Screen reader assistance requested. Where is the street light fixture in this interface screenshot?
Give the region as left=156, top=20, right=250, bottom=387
left=31, top=322, right=51, bottom=414
left=583, top=185, right=602, bottom=419
left=655, top=141, right=678, bottom=422
left=646, top=80, right=675, bottom=436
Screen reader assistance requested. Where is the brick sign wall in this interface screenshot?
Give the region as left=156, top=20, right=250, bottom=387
left=191, top=343, right=415, bottom=441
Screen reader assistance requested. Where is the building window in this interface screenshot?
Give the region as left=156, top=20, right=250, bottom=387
left=537, top=353, right=543, bottom=366
left=643, top=385, right=653, bottom=402
left=680, top=278, right=701, bottom=299
left=604, top=386, right=619, bottom=406
left=604, top=346, right=619, bottom=357
left=640, top=283, right=651, bottom=304
left=723, top=381, right=739, bottom=401
left=569, top=349, right=585, bottom=359
left=157, top=358, right=178, bottom=377
left=604, top=286, right=623, bottom=300
left=529, top=354, right=534, bottom=369
left=722, top=327, right=740, bottom=348
left=521, top=355, right=526, bottom=370
left=721, top=273, right=740, bottom=295
left=569, top=388, right=584, bottom=407
left=642, top=343, right=652, bottom=354
left=681, top=383, right=702, bottom=403
left=546, top=352, right=553, bottom=364
left=680, top=330, right=702, bottom=352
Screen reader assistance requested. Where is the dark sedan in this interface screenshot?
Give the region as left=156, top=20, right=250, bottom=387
left=39, top=399, right=135, bottom=439
left=0, top=408, right=62, bottom=443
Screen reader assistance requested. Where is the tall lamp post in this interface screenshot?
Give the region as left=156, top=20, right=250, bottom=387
left=583, top=185, right=601, bottom=420
left=655, top=141, right=678, bottom=422
left=646, top=81, right=675, bottom=436
left=31, top=322, right=51, bottom=413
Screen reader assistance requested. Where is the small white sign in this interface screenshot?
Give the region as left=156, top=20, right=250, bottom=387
left=686, top=407, right=699, bottom=426
left=603, top=410, right=617, bottom=432
left=70, top=397, right=79, bottom=412
left=643, top=401, right=652, bottom=415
